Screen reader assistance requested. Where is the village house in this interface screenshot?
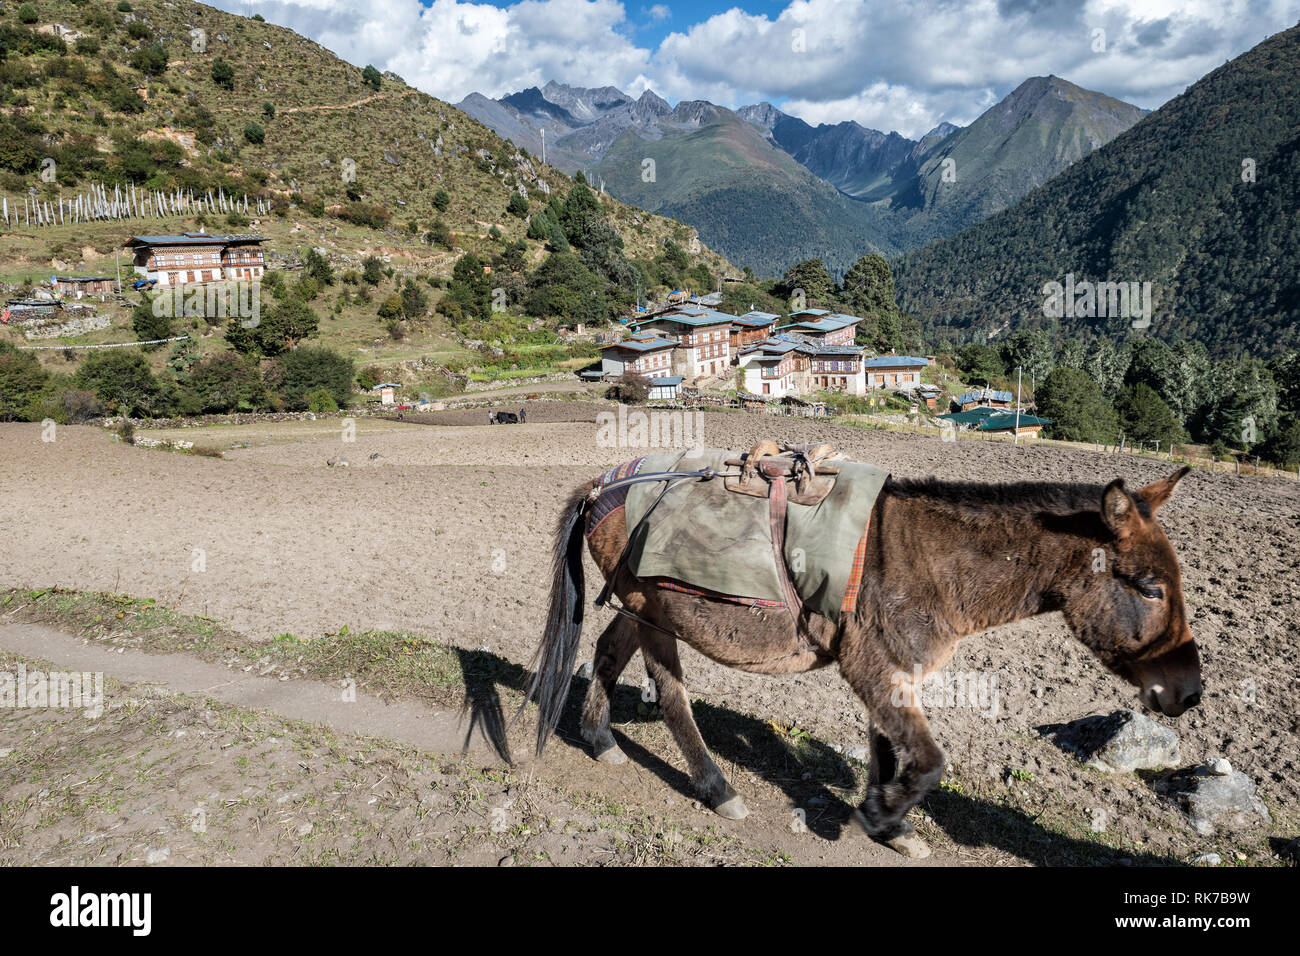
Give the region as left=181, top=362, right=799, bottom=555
left=775, top=310, right=861, bottom=346
left=124, top=232, right=267, bottom=287
left=598, top=332, right=678, bottom=378
left=737, top=338, right=803, bottom=397
left=647, top=376, right=684, bottom=401
left=51, top=275, right=116, bottom=296
left=631, top=306, right=734, bottom=382
left=863, top=354, right=929, bottom=390
left=915, top=383, right=944, bottom=408
left=806, top=344, right=868, bottom=394
left=728, top=311, right=780, bottom=354
left=957, top=387, right=1014, bottom=411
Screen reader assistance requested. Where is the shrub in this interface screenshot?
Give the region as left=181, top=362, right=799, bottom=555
left=125, top=21, right=151, bottom=41
left=377, top=292, right=404, bottom=321
left=0, top=341, right=50, bottom=421
left=56, top=387, right=105, bottom=424
left=303, top=387, right=338, bottom=412
left=607, top=371, right=650, bottom=404
left=18, top=4, right=38, bottom=24
left=361, top=64, right=382, bottom=91
left=262, top=101, right=275, bottom=118
left=128, top=43, right=168, bottom=76
left=210, top=58, right=235, bottom=90
left=73, top=351, right=172, bottom=417
left=185, top=352, right=268, bottom=413
left=337, top=201, right=389, bottom=229
left=243, top=122, right=264, bottom=145
left=117, top=1, right=133, bottom=11
left=293, top=275, right=319, bottom=301
left=131, top=297, right=172, bottom=348
left=74, top=36, right=100, bottom=55
left=400, top=280, right=427, bottom=319
left=361, top=256, right=385, bottom=286
left=507, top=192, right=529, bottom=219
left=117, top=419, right=135, bottom=444
left=424, top=219, right=452, bottom=250
left=226, top=296, right=318, bottom=356
left=432, top=189, right=449, bottom=212
left=272, top=346, right=354, bottom=410
left=303, top=247, right=335, bottom=286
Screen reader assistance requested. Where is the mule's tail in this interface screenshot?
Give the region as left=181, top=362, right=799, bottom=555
left=522, top=485, right=590, bottom=757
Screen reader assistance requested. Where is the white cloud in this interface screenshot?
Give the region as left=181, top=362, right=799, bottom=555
left=214, top=0, right=1300, bottom=137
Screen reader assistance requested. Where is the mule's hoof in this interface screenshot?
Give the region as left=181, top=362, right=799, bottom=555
left=594, top=745, right=627, bottom=765
left=850, top=811, right=931, bottom=858
left=885, top=831, right=931, bottom=859
left=713, top=794, right=749, bottom=820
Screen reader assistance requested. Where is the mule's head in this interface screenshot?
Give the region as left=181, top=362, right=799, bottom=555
left=1063, top=467, right=1202, bottom=718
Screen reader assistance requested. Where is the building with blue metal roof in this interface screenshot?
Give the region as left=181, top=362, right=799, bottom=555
left=957, top=387, right=1014, bottom=409
left=939, top=406, right=1051, bottom=438
left=598, top=334, right=678, bottom=379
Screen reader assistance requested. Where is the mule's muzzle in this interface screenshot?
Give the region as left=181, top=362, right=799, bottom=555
left=1136, top=640, right=1202, bottom=718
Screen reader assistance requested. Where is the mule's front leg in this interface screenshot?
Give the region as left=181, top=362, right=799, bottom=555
left=853, top=719, right=942, bottom=858
left=843, top=671, right=945, bottom=858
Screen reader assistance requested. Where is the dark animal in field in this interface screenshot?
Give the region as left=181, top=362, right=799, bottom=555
left=490, top=408, right=526, bottom=425
left=524, top=451, right=1201, bottom=858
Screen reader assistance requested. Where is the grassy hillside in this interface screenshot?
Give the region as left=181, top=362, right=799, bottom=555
left=893, top=27, right=1300, bottom=359
left=0, top=0, right=732, bottom=274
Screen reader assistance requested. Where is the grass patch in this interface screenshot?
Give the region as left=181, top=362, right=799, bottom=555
left=1, top=587, right=466, bottom=707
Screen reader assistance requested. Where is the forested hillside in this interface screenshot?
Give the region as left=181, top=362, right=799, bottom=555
left=894, top=24, right=1300, bottom=359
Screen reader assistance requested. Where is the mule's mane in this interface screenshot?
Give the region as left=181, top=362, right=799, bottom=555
left=885, top=476, right=1123, bottom=521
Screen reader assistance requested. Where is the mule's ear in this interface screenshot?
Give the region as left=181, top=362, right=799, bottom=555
left=1137, top=466, right=1192, bottom=512
left=1101, top=479, right=1138, bottom=541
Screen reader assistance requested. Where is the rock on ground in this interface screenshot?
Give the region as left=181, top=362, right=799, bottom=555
left=1038, top=709, right=1181, bottom=773
left=1156, top=765, right=1271, bottom=837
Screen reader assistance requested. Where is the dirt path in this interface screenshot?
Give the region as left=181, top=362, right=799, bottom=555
left=0, top=622, right=496, bottom=758
left=215, top=93, right=393, bottom=114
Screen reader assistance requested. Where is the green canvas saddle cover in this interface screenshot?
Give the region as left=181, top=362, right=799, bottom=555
left=623, top=448, right=888, bottom=623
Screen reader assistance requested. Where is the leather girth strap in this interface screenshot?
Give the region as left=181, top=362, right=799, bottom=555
left=767, top=476, right=807, bottom=641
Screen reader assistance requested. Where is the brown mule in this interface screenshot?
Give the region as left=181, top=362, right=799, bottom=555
left=523, top=462, right=1202, bottom=858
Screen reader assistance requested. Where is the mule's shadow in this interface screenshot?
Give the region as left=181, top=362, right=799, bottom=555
left=553, top=676, right=1184, bottom=865
left=451, top=652, right=1183, bottom=865
left=453, top=647, right=528, bottom=765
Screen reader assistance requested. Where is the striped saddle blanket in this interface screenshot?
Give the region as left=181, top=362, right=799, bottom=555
left=586, top=448, right=888, bottom=623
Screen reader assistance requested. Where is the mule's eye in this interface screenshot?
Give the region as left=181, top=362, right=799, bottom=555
left=1133, top=578, right=1164, bottom=601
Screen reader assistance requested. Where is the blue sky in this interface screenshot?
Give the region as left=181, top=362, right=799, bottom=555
left=212, top=0, right=1300, bottom=137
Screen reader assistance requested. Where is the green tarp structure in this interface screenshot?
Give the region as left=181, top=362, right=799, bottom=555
left=624, top=448, right=889, bottom=622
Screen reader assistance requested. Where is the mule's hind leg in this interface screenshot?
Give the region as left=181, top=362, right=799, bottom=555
left=580, top=617, right=638, bottom=765
left=637, top=628, right=748, bottom=820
